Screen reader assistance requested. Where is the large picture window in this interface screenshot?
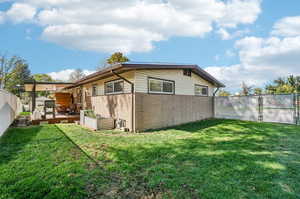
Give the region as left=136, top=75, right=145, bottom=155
left=105, top=80, right=124, bottom=94
left=148, top=77, right=174, bottom=94
left=195, top=84, right=208, bottom=96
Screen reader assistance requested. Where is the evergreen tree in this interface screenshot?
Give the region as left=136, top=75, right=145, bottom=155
left=106, top=52, right=129, bottom=65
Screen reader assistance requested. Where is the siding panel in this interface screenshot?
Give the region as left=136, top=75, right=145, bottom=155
left=86, top=71, right=134, bottom=96
left=134, top=69, right=215, bottom=96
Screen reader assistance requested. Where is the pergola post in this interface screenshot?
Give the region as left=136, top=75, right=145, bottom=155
left=32, top=80, right=36, bottom=112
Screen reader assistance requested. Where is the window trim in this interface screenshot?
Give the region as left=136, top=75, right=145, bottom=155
left=104, top=79, right=124, bottom=95
left=148, top=77, right=175, bottom=95
left=195, top=84, right=209, bottom=96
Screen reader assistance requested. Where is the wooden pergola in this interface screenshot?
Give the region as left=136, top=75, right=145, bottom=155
left=24, top=80, right=74, bottom=112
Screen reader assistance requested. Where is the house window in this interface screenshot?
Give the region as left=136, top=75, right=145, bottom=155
left=92, top=84, right=97, bottom=96
left=183, top=69, right=192, bottom=77
left=105, top=80, right=124, bottom=94
left=195, top=84, right=208, bottom=96
left=148, top=78, right=174, bottom=94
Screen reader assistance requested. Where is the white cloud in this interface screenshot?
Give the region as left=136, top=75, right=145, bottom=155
left=236, top=36, right=300, bottom=72
left=5, top=3, right=36, bottom=23
left=1, top=0, right=262, bottom=53
left=272, top=16, right=300, bottom=37
left=217, top=28, right=250, bottom=40
left=205, top=16, right=300, bottom=91
left=217, top=0, right=261, bottom=28
left=206, top=64, right=258, bottom=89
left=48, top=69, right=95, bottom=81
left=42, top=24, right=164, bottom=53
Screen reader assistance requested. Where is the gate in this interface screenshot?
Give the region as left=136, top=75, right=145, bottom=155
left=215, top=93, right=300, bottom=125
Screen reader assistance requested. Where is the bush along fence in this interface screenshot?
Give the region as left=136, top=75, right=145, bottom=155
left=0, top=89, right=23, bottom=136
left=215, top=93, right=300, bottom=125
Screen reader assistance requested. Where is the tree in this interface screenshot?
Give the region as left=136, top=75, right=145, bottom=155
left=106, top=52, right=129, bottom=65
left=240, top=82, right=253, bottom=96
left=0, top=55, right=19, bottom=89
left=254, top=88, right=263, bottom=95
left=265, top=75, right=300, bottom=94
left=33, top=74, right=54, bottom=82
left=274, top=77, right=285, bottom=86
left=4, top=57, right=32, bottom=95
left=218, top=89, right=231, bottom=96
left=265, top=84, right=276, bottom=94
left=69, top=69, right=86, bottom=82
left=287, top=75, right=300, bottom=93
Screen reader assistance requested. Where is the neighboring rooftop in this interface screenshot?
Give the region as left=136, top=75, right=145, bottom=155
left=68, top=62, right=225, bottom=88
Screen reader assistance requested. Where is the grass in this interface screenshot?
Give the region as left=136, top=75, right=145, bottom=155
left=1, top=119, right=300, bottom=198
left=19, top=112, right=31, bottom=116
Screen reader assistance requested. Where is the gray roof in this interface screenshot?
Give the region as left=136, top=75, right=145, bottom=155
left=68, top=62, right=225, bottom=88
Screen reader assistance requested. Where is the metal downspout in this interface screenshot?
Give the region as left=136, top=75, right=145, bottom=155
left=213, top=87, right=220, bottom=96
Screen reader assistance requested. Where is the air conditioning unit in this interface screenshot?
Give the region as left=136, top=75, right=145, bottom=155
left=115, top=118, right=126, bottom=129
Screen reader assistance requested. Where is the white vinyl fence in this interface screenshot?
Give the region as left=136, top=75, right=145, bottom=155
left=0, top=90, right=22, bottom=136
left=262, top=94, right=295, bottom=124
left=215, top=96, right=260, bottom=121
left=215, top=94, right=299, bottom=125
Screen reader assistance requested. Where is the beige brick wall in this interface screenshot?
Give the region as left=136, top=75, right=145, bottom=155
left=134, top=93, right=213, bottom=131
left=90, top=93, right=213, bottom=132
left=91, top=94, right=133, bottom=131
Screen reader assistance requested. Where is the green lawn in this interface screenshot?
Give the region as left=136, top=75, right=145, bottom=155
left=1, top=120, right=300, bottom=198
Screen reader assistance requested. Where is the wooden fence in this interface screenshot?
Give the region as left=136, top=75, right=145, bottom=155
left=0, top=90, right=22, bottom=136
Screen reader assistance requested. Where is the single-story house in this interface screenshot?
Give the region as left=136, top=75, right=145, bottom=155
left=65, top=62, right=225, bottom=132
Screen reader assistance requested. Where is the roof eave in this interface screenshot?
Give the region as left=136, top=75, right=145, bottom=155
left=65, top=63, right=225, bottom=89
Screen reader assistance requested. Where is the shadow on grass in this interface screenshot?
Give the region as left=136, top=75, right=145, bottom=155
left=0, top=125, right=100, bottom=199
left=144, top=119, right=225, bottom=133
left=0, top=126, right=42, bottom=166
left=145, top=119, right=250, bottom=134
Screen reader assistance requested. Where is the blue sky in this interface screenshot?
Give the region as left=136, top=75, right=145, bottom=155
left=1, top=0, right=300, bottom=92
